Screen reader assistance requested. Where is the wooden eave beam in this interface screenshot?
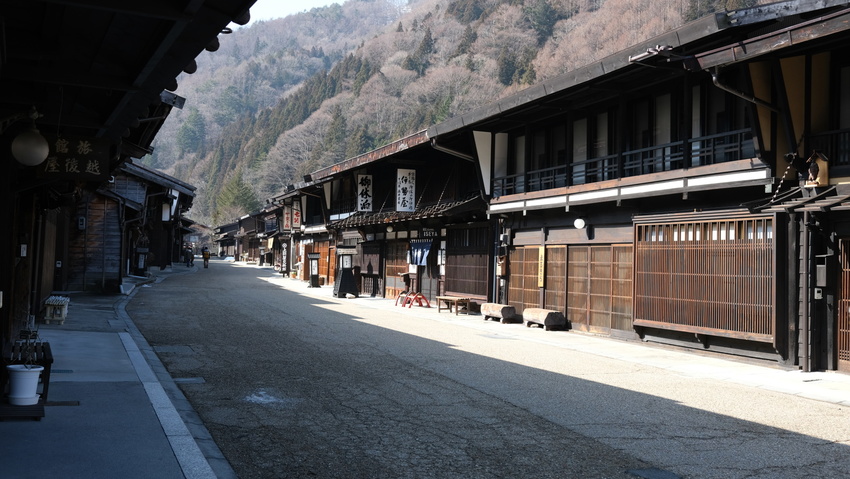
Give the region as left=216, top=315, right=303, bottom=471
left=693, top=8, right=850, bottom=70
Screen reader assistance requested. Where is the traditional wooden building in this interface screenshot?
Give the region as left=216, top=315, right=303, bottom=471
left=300, top=131, right=489, bottom=302
left=426, top=0, right=850, bottom=371
left=0, top=1, right=255, bottom=354
left=62, top=160, right=195, bottom=292
left=214, top=221, right=239, bottom=258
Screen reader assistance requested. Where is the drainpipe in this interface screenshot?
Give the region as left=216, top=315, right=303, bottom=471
left=83, top=200, right=88, bottom=290
left=430, top=138, right=475, bottom=162
left=710, top=67, right=778, bottom=113
left=802, top=211, right=810, bottom=372
left=102, top=196, right=107, bottom=290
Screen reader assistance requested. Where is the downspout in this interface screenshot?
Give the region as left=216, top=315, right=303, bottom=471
left=102, top=196, right=107, bottom=290
left=83, top=200, right=88, bottom=290
left=432, top=137, right=487, bottom=199
left=710, top=67, right=779, bottom=113
left=802, top=211, right=810, bottom=372
left=430, top=138, right=475, bottom=162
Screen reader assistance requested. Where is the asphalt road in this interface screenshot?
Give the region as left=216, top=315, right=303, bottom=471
left=126, top=260, right=850, bottom=479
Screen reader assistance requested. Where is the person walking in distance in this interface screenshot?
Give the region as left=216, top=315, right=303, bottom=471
left=202, top=246, right=211, bottom=268
left=183, top=244, right=192, bottom=267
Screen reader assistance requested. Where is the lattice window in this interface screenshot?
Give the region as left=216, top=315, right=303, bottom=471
left=634, top=217, right=774, bottom=342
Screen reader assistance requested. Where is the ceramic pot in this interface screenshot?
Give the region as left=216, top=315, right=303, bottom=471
left=6, top=364, right=44, bottom=406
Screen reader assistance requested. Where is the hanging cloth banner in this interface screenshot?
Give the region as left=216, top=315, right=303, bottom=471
left=409, top=239, right=431, bottom=266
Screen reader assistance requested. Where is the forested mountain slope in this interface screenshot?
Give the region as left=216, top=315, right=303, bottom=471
left=146, top=0, right=761, bottom=224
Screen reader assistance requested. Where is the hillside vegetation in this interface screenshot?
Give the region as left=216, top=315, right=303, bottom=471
left=145, top=0, right=762, bottom=225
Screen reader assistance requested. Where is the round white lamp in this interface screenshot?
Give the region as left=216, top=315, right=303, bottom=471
left=573, top=218, right=586, bottom=230
left=11, top=126, right=49, bottom=166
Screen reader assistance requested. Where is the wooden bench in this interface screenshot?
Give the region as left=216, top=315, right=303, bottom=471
left=44, top=295, right=70, bottom=325
left=1, top=340, right=54, bottom=420
left=521, top=308, right=567, bottom=331
left=481, top=303, right=517, bottom=323
left=436, top=296, right=471, bottom=315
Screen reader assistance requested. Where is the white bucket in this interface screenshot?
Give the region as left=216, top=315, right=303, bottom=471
left=6, top=364, right=44, bottom=406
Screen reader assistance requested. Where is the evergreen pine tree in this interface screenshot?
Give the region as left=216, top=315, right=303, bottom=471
left=176, top=107, right=206, bottom=156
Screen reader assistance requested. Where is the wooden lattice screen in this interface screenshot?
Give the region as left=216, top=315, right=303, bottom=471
left=544, top=246, right=566, bottom=312
left=385, top=240, right=409, bottom=298
left=357, top=242, right=383, bottom=297
left=839, top=239, right=850, bottom=372
left=567, top=245, right=633, bottom=332
left=633, top=217, right=775, bottom=342
left=445, top=226, right=489, bottom=297
left=507, top=246, right=540, bottom=315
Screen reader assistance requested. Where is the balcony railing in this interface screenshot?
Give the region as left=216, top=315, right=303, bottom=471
left=493, top=129, right=755, bottom=196
left=810, top=128, right=850, bottom=167
left=527, top=165, right=568, bottom=191
left=493, top=173, right=526, bottom=198
left=622, top=143, right=685, bottom=177
left=687, top=129, right=756, bottom=168
left=572, top=153, right=619, bottom=185
left=330, top=197, right=358, bottom=217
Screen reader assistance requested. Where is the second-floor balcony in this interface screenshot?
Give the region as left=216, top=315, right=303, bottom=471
left=493, top=129, right=756, bottom=197
left=810, top=128, right=850, bottom=170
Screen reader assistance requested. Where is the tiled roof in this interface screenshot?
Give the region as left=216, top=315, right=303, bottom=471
left=329, top=195, right=485, bottom=229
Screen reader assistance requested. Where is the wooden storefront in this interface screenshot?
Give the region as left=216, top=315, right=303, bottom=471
left=633, top=214, right=775, bottom=345
left=445, top=225, right=489, bottom=301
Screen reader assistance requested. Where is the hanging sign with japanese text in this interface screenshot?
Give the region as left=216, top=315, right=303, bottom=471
left=292, top=198, right=302, bottom=229
left=37, top=135, right=111, bottom=181
left=283, top=207, right=292, bottom=231
left=396, top=169, right=415, bottom=212
left=357, top=175, right=373, bottom=212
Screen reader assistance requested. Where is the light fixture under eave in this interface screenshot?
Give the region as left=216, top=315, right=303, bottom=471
left=386, top=225, right=394, bottom=233
left=11, top=108, right=49, bottom=166
left=573, top=218, right=586, bottom=230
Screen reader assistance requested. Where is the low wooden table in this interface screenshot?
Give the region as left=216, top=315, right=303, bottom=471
left=436, top=296, right=471, bottom=315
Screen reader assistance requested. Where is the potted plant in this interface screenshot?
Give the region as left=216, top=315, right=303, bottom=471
left=6, top=333, right=45, bottom=406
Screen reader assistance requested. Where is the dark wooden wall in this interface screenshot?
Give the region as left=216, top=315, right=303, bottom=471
left=67, top=193, right=122, bottom=291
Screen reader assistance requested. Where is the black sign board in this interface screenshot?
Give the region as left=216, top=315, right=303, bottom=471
left=36, top=135, right=111, bottom=181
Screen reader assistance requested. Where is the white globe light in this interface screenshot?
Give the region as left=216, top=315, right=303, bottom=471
left=573, top=218, right=586, bottom=230
left=11, top=127, right=50, bottom=166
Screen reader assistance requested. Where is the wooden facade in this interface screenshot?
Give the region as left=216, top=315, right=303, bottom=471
left=282, top=132, right=490, bottom=303
left=420, top=1, right=850, bottom=370
left=67, top=193, right=122, bottom=292
left=209, top=2, right=850, bottom=372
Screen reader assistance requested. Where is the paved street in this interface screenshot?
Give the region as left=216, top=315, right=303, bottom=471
left=126, top=260, right=850, bottom=479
